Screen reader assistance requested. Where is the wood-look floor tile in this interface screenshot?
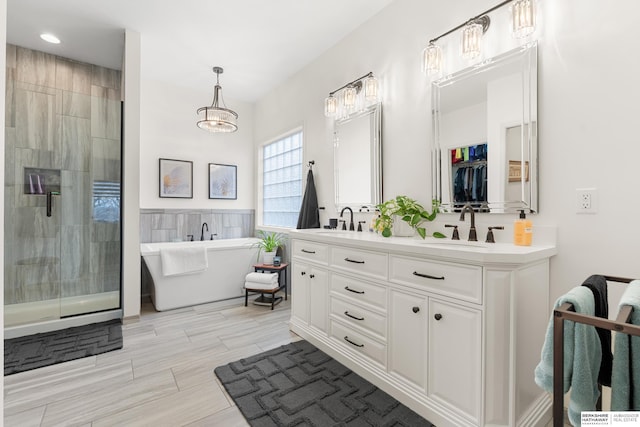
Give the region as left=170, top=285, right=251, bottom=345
left=185, top=405, right=250, bottom=427
left=3, top=405, right=45, bottom=427
left=40, top=370, right=177, bottom=427
left=91, top=377, right=230, bottom=427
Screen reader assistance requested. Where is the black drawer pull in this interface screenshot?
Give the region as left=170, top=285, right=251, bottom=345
left=344, top=311, right=364, bottom=321
left=344, top=336, right=364, bottom=347
left=301, top=249, right=316, bottom=254
left=413, top=271, right=445, bottom=280
left=412, top=306, right=420, bottom=313
left=344, top=258, right=365, bottom=264
left=344, top=286, right=364, bottom=294
left=310, top=274, right=315, bottom=279
left=301, top=271, right=306, bottom=276
left=434, top=313, right=443, bottom=321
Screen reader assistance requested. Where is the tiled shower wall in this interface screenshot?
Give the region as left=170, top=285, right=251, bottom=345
left=139, top=209, right=255, bottom=243
left=4, top=45, right=122, bottom=305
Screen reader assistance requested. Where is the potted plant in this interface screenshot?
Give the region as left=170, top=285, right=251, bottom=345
left=255, top=230, right=286, bottom=264
left=375, top=196, right=444, bottom=239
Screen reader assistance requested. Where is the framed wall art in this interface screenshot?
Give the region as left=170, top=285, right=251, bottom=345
left=208, top=163, right=237, bottom=199
left=159, top=158, right=193, bottom=198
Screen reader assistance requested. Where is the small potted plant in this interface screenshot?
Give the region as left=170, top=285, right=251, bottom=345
left=375, top=196, right=444, bottom=239
left=255, top=230, right=286, bottom=264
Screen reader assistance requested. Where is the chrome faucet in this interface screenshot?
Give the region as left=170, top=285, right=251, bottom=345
left=340, top=207, right=355, bottom=231
left=200, top=222, right=209, bottom=241
left=459, top=204, right=477, bottom=241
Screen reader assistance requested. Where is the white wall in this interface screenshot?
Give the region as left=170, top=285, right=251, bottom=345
left=139, top=79, right=254, bottom=209
left=0, top=0, right=6, bottom=418
left=254, top=0, right=640, bottom=304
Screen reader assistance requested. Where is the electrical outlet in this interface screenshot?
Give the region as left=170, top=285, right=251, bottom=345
left=576, top=188, right=597, bottom=214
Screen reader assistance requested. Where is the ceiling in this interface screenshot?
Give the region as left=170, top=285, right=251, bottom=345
left=7, top=0, right=393, bottom=102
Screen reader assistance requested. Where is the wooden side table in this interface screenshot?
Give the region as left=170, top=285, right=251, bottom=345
left=245, top=263, right=289, bottom=310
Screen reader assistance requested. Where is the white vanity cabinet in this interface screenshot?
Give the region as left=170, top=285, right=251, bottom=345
left=289, top=230, right=556, bottom=427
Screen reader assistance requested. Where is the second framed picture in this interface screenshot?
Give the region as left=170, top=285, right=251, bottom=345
left=209, top=163, right=237, bottom=199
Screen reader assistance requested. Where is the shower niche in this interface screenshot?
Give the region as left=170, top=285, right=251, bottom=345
left=23, top=167, right=60, bottom=195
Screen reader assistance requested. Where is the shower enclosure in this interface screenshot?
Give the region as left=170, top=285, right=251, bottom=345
left=4, top=45, right=123, bottom=337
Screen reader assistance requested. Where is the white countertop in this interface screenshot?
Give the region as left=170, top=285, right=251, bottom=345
left=290, top=228, right=557, bottom=265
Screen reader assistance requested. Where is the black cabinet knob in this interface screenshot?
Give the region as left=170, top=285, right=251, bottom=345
left=310, top=274, right=315, bottom=279
left=412, top=306, right=420, bottom=313
left=434, top=313, right=443, bottom=321
left=301, top=271, right=306, bottom=276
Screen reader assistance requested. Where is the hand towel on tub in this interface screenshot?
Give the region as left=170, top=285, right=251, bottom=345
left=534, top=286, right=601, bottom=426
left=160, top=246, right=208, bottom=276
left=611, top=279, right=640, bottom=411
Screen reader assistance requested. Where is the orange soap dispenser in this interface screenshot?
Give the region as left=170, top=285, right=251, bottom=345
left=513, top=210, right=532, bottom=246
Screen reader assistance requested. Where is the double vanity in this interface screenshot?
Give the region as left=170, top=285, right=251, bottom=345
left=289, top=229, right=556, bottom=427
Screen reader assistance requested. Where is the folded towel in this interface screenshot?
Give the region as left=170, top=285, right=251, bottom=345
left=534, top=286, right=601, bottom=426
left=611, top=280, right=640, bottom=411
left=160, top=246, right=208, bottom=277
left=245, top=272, right=278, bottom=284
left=244, top=281, right=280, bottom=291
left=581, top=274, right=613, bottom=386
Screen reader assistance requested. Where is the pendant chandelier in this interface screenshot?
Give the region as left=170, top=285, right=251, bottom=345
left=197, top=66, right=238, bottom=133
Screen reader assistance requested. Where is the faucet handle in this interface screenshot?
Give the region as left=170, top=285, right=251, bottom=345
left=444, top=224, right=460, bottom=240
left=338, top=219, right=346, bottom=230
left=187, top=234, right=194, bottom=241
left=357, top=221, right=366, bottom=232
left=485, top=226, right=504, bottom=243
left=210, top=233, right=218, bottom=240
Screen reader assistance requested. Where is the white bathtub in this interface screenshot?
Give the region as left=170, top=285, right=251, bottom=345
left=140, top=238, right=260, bottom=311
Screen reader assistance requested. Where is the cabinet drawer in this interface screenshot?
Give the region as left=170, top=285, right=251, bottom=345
left=292, top=239, right=328, bottom=264
left=330, top=273, right=387, bottom=311
left=389, top=256, right=482, bottom=304
left=330, top=246, right=388, bottom=279
left=331, top=320, right=386, bottom=367
left=330, top=297, right=386, bottom=340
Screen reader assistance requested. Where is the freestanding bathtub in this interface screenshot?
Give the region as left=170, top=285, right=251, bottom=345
left=140, top=238, right=260, bottom=311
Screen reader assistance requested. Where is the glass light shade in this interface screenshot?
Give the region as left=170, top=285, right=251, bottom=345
left=364, top=75, right=378, bottom=102
left=343, top=86, right=357, bottom=109
left=324, top=95, right=337, bottom=117
left=512, top=0, right=536, bottom=38
left=197, top=106, right=238, bottom=133
left=422, top=43, right=442, bottom=75
left=461, top=22, right=483, bottom=59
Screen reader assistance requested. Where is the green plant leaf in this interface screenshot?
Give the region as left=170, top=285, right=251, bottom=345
left=417, top=227, right=426, bottom=239
left=382, top=227, right=392, bottom=237
left=432, top=231, right=446, bottom=238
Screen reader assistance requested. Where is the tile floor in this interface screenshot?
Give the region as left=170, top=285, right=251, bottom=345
left=4, top=296, right=570, bottom=426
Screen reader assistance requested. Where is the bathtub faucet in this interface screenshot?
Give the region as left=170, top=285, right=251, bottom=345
left=200, top=222, right=209, bottom=241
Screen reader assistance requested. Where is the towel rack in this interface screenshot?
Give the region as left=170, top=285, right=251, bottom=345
left=552, top=275, right=640, bottom=426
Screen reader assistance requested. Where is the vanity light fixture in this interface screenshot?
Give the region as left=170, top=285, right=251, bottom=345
left=196, top=66, right=238, bottom=133
left=421, top=0, right=536, bottom=75
left=40, top=33, right=61, bottom=44
left=511, top=0, right=536, bottom=38
left=324, top=72, right=378, bottom=118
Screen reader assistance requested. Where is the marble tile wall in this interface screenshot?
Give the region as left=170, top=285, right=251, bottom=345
left=139, top=209, right=255, bottom=298
left=139, top=209, right=255, bottom=243
left=4, top=44, right=122, bottom=307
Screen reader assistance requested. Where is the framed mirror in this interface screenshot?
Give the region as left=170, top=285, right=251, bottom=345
left=334, top=103, right=382, bottom=210
left=432, top=42, right=538, bottom=213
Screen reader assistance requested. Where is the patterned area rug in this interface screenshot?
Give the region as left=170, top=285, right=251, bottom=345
left=4, top=319, right=123, bottom=375
left=214, top=340, right=434, bottom=426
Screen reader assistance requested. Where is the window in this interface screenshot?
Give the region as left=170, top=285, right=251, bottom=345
left=262, top=130, right=303, bottom=228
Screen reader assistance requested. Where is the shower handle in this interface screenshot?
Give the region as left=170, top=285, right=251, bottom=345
left=46, top=191, right=60, bottom=217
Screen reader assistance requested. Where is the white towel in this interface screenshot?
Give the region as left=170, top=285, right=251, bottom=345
left=245, top=272, right=278, bottom=284
left=160, top=246, right=208, bottom=277
left=244, top=281, right=279, bottom=291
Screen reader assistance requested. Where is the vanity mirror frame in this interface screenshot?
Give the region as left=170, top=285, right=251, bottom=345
left=432, top=42, right=538, bottom=213
left=334, top=103, right=382, bottom=211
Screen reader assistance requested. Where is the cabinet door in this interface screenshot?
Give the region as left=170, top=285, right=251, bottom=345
left=389, top=290, right=428, bottom=390
left=428, top=298, right=482, bottom=422
left=291, top=262, right=310, bottom=323
left=309, top=268, right=329, bottom=333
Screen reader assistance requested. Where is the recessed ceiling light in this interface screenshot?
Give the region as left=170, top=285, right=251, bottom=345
left=40, top=33, right=61, bottom=44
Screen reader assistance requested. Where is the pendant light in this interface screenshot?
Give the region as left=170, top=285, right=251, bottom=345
left=197, top=67, right=238, bottom=133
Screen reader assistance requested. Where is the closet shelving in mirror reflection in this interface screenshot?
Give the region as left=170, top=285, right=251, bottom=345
left=324, top=72, right=379, bottom=120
